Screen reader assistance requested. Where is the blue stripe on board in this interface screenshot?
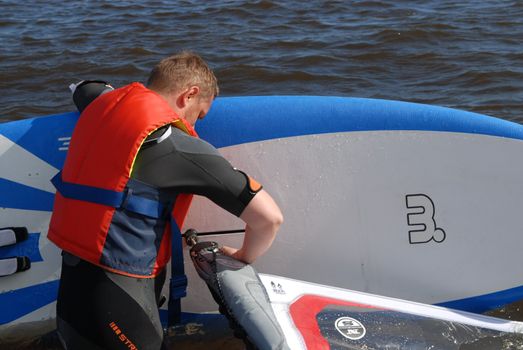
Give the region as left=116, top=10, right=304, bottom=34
left=2, top=97, right=522, bottom=156
left=0, top=233, right=43, bottom=262
left=0, top=280, right=59, bottom=325
left=0, top=111, right=78, bottom=170
left=437, top=284, right=523, bottom=314
left=197, top=96, right=523, bottom=148
left=0, top=178, right=54, bottom=211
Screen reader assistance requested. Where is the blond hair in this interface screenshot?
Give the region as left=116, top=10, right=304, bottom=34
left=147, top=51, right=219, bottom=98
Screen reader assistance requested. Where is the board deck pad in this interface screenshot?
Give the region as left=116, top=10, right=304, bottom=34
left=311, top=299, right=512, bottom=349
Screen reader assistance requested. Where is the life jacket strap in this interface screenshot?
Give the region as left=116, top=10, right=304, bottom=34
left=51, top=172, right=167, bottom=219
left=168, top=221, right=187, bottom=326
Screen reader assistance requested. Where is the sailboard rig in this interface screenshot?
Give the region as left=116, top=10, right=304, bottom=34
left=186, top=230, right=523, bottom=350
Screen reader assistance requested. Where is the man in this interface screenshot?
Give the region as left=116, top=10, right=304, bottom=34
left=48, top=52, right=283, bottom=350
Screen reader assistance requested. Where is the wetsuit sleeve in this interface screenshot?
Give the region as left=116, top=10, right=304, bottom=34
left=132, top=128, right=262, bottom=217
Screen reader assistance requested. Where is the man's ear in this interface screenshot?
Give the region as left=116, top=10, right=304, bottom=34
left=186, top=86, right=200, bottom=101
left=175, top=92, right=187, bottom=109
left=176, top=86, right=200, bottom=109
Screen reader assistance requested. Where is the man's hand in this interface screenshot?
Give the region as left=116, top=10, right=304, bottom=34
left=219, top=245, right=243, bottom=261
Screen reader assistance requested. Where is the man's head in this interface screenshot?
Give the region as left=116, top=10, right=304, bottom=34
left=147, top=52, right=219, bottom=125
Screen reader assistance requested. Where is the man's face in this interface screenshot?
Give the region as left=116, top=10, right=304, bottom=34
left=184, top=95, right=214, bottom=126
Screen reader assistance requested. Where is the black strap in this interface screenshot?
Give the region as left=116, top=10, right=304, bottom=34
left=167, top=220, right=188, bottom=327
left=0, top=256, right=31, bottom=277
left=0, top=227, right=28, bottom=248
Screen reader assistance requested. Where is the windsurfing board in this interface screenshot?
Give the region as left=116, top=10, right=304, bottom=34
left=258, top=274, right=523, bottom=349
left=2, top=96, right=523, bottom=343
left=184, top=96, right=523, bottom=315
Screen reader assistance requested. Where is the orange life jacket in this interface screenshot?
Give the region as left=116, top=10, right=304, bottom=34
left=48, top=82, right=197, bottom=279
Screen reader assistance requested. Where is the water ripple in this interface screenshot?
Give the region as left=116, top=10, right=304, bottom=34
left=1, top=0, right=523, bottom=124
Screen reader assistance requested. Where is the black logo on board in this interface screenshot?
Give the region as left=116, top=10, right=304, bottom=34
left=270, top=281, right=285, bottom=295
left=406, top=194, right=446, bottom=244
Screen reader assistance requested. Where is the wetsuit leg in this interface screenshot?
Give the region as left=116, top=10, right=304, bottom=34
left=56, top=252, right=166, bottom=350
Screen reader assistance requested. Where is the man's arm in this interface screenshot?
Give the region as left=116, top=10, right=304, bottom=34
left=220, top=189, right=283, bottom=264
left=132, top=130, right=283, bottom=263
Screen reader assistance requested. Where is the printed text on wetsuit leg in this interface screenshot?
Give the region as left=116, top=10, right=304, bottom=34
left=109, top=321, right=139, bottom=350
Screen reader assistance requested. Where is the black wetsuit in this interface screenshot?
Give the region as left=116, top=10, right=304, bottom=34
left=56, top=82, right=257, bottom=350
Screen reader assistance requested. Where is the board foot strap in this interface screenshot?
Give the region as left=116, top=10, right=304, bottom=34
left=0, top=227, right=28, bottom=248
left=0, top=256, right=31, bottom=277
left=0, top=227, right=31, bottom=277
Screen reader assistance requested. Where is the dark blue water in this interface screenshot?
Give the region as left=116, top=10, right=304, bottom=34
left=2, top=1, right=523, bottom=349
left=1, top=0, right=523, bottom=124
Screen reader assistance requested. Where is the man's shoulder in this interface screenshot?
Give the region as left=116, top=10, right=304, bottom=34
left=169, top=128, right=221, bottom=156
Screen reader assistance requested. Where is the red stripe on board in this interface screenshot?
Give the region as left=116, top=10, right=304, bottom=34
left=289, top=295, right=383, bottom=349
